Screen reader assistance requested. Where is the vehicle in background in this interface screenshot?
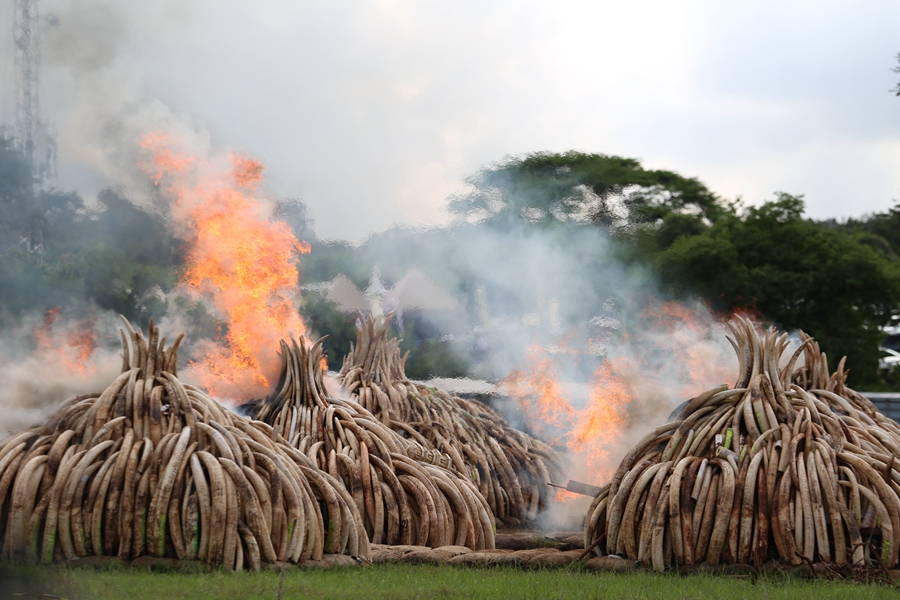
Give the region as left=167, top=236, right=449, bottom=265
left=880, top=324, right=900, bottom=372
left=881, top=348, right=900, bottom=372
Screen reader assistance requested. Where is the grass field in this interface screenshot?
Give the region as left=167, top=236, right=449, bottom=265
left=1, top=562, right=897, bottom=600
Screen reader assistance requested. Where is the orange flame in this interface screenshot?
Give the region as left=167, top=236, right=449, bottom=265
left=505, top=301, right=735, bottom=498
left=34, top=307, right=97, bottom=374
left=139, top=132, right=310, bottom=400
left=506, top=346, right=630, bottom=489
left=569, top=361, right=631, bottom=482
left=504, top=346, right=574, bottom=444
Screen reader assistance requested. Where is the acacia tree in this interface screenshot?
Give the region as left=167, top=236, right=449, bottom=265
left=438, top=153, right=900, bottom=385
left=447, top=151, right=726, bottom=234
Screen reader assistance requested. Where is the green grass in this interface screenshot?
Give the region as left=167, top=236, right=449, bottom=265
left=0, top=562, right=896, bottom=600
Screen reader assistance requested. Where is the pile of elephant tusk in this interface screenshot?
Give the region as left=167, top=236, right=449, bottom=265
left=338, top=313, right=566, bottom=526
left=584, top=317, right=900, bottom=571
left=0, top=318, right=370, bottom=570
left=242, top=335, right=496, bottom=550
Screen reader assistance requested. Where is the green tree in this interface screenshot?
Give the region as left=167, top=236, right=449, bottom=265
left=814, top=203, right=900, bottom=260
left=448, top=151, right=725, bottom=233
left=0, top=134, right=184, bottom=327
left=856, top=203, right=900, bottom=258
left=657, top=193, right=900, bottom=386
left=301, top=292, right=359, bottom=370
left=0, top=137, right=39, bottom=252
left=397, top=313, right=470, bottom=380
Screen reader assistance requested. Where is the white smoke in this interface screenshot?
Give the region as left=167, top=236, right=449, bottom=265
left=0, top=308, right=122, bottom=437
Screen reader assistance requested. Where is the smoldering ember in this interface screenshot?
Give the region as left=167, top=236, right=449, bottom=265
left=1, top=130, right=900, bottom=592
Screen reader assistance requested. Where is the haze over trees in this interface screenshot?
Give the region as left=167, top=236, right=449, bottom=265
left=1, top=133, right=898, bottom=388
left=309, top=152, right=900, bottom=387
left=438, top=152, right=900, bottom=386
left=0, top=136, right=181, bottom=328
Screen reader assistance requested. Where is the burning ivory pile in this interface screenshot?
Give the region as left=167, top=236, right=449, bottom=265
left=0, top=319, right=369, bottom=569
left=243, top=336, right=496, bottom=550
left=339, top=313, right=565, bottom=525
left=584, top=317, right=900, bottom=571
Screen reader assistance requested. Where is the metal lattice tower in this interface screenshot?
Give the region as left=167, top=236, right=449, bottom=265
left=12, top=0, right=55, bottom=182
left=13, top=0, right=40, bottom=157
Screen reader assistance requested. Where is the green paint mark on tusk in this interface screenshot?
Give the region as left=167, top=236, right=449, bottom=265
left=28, top=529, right=39, bottom=559
left=326, top=521, right=336, bottom=548
left=159, top=514, right=167, bottom=556
left=95, top=518, right=103, bottom=553
left=42, top=529, right=56, bottom=563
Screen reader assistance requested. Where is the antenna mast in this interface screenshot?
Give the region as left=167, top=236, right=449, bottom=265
left=12, top=0, right=56, bottom=183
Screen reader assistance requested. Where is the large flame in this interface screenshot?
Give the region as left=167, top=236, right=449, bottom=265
left=571, top=360, right=631, bottom=482
left=505, top=301, right=734, bottom=492
left=139, top=132, right=310, bottom=400
left=504, top=346, right=576, bottom=443
left=505, top=346, right=631, bottom=488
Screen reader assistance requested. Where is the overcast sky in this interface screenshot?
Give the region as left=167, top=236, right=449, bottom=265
left=2, top=1, right=899, bottom=241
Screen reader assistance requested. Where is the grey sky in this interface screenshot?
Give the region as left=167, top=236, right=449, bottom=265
left=2, top=0, right=899, bottom=241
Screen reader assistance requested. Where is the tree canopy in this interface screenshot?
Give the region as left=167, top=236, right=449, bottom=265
left=0, top=136, right=183, bottom=327
left=447, top=151, right=725, bottom=232
left=2, top=133, right=899, bottom=388
left=656, top=193, right=900, bottom=384
left=303, top=154, right=900, bottom=387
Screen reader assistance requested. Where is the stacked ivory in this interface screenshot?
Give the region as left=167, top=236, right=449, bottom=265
left=584, top=317, right=900, bottom=571
left=243, top=336, right=496, bottom=550
left=339, top=313, right=565, bottom=525
left=0, top=319, right=368, bottom=570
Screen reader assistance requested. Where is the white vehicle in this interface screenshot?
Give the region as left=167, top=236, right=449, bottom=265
left=880, top=323, right=900, bottom=372
left=880, top=348, right=900, bottom=372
